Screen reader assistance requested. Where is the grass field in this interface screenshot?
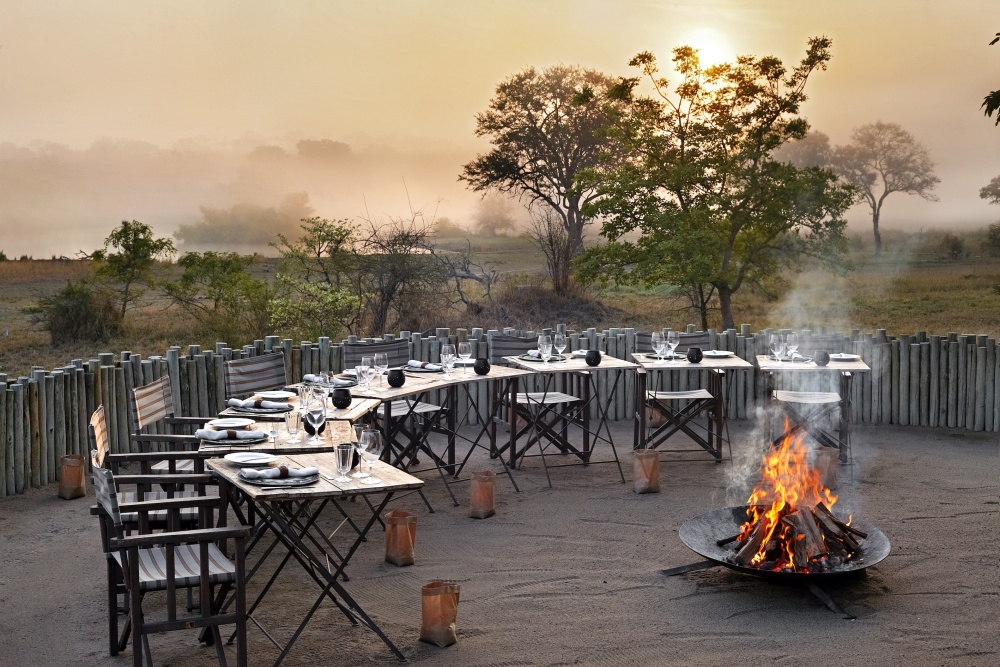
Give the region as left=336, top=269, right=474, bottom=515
left=1, top=230, right=998, bottom=376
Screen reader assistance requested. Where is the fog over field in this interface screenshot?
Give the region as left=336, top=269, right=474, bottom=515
left=1, top=0, right=998, bottom=257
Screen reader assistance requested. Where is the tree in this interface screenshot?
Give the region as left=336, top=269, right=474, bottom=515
left=576, top=38, right=854, bottom=330
left=983, top=32, right=1000, bottom=125
left=773, top=131, right=832, bottom=169
left=980, top=175, right=1000, bottom=205
left=471, top=194, right=517, bottom=236
left=89, top=220, right=175, bottom=317
left=832, top=122, right=939, bottom=255
left=460, top=64, right=618, bottom=293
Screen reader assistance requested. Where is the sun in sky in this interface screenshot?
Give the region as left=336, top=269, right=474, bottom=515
left=679, top=27, right=734, bottom=66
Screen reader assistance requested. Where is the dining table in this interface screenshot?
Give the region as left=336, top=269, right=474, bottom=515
left=208, top=453, right=423, bottom=666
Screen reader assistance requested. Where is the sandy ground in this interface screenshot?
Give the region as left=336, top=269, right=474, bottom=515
left=0, top=421, right=997, bottom=667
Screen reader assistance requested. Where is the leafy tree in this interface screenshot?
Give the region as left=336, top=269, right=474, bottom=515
left=980, top=174, right=1000, bottom=205
left=983, top=32, right=1000, bottom=125
left=576, top=38, right=854, bottom=330
left=89, top=220, right=175, bottom=317
left=270, top=274, right=358, bottom=341
left=175, top=192, right=313, bottom=249
left=773, top=131, right=832, bottom=169
left=30, top=280, right=123, bottom=342
left=832, top=122, right=939, bottom=256
left=471, top=194, right=517, bottom=236
left=460, top=65, right=619, bottom=293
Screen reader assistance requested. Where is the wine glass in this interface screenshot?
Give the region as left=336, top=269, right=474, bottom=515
left=769, top=334, right=785, bottom=362
left=374, top=352, right=389, bottom=386
left=457, top=341, right=472, bottom=374
left=352, top=427, right=370, bottom=478
left=360, top=430, right=384, bottom=485
left=304, top=396, right=326, bottom=444
left=355, top=364, right=370, bottom=391
left=651, top=332, right=665, bottom=363
left=334, top=443, right=354, bottom=483
left=441, top=344, right=456, bottom=378
left=786, top=333, right=800, bottom=361
left=553, top=332, right=567, bottom=361
left=361, top=355, right=374, bottom=387
left=284, top=409, right=302, bottom=444
left=666, top=330, right=680, bottom=362
left=538, top=335, right=553, bottom=367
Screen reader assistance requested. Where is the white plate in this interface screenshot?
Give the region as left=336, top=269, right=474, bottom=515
left=702, top=350, right=735, bottom=358
left=829, top=353, right=861, bottom=361
left=255, top=390, right=296, bottom=401
left=208, top=417, right=256, bottom=429
left=224, top=452, right=277, bottom=467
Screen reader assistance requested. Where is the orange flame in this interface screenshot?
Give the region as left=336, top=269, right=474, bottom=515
left=738, top=421, right=838, bottom=569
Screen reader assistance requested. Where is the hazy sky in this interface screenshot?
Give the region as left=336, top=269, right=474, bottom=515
left=1, top=0, right=999, bottom=255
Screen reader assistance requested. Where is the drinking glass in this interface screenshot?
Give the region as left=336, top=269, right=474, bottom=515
left=355, top=364, right=370, bottom=391
left=553, top=333, right=566, bottom=360
left=786, top=333, right=799, bottom=361
left=361, top=356, right=374, bottom=387
left=457, top=342, right=473, bottom=374
left=374, top=352, right=389, bottom=386
left=352, top=427, right=370, bottom=478
left=538, top=335, right=553, bottom=366
left=666, top=330, right=680, bottom=362
left=769, top=334, right=785, bottom=362
left=284, top=409, right=302, bottom=444
left=441, top=344, right=456, bottom=378
left=360, top=430, right=384, bottom=485
left=334, top=443, right=354, bottom=483
left=651, top=332, right=665, bottom=362
left=304, top=397, right=326, bottom=444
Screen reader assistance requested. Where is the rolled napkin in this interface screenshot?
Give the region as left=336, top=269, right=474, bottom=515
left=526, top=349, right=541, bottom=357
left=303, top=374, right=355, bottom=386
left=240, top=465, right=319, bottom=479
left=407, top=360, right=443, bottom=371
left=196, top=428, right=266, bottom=441
left=227, top=398, right=289, bottom=410
left=572, top=349, right=589, bottom=357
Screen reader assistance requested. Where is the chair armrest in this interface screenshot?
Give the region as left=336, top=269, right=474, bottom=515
left=118, top=496, right=223, bottom=513
left=113, top=473, right=215, bottom=486
left=133, top=433, right=199, bottom=445
left=164, top=416, right=212, bottom=426
left=111, top=525, right=252, bottom=549
left=106, top=451, right=201, bottom=463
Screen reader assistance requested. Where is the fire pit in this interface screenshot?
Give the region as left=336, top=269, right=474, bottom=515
left=665, top=428, right=890, bottom=616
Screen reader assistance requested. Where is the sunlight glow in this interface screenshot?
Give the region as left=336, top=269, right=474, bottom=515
left=681, top=27, right=734, bottom=67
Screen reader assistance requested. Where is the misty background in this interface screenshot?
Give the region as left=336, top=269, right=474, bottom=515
left=1, top=0, right=998, bottom=257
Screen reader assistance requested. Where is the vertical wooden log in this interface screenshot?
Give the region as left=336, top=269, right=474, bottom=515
left=891, top=340, right=902, bottom=425
left=956, top=339, right=968, bottom=428
left=965, top=343, right=977, bottom=430
left=28, top=380, right=40, bottom=488
left=974, top=346, right=987, bottom=432
left=55, top=370, right=68, bottom=460
left=194, top=354, right=209, bottom=418
left=994, top=350, right=1000, bottom=432
left=166, top=348, right=182, bottom=418
left=45, top=374, right=57, bottom=482
left=12, top=383, right=24, bottom=493
left=318, top=336, right=331, bottom=373
left=0, top=387, right=5, bottom=496
left=947, top=341, right=959, bottom=428
left=985, top=342, right=996, bottom=432
left=203, top=352, right=216, bottom=418
left=301, top=341, right=312, bottom=377
left=929, top=336, right=940, bottom=428
left=178, top=357, right=191, bottom=419
left=291, top=346, right=302, bottom=383
left=115, top=367, right=129, bottom=454
left=5, top=389, right=14, bottom=495
left=908, top=344, right=920, bottom=426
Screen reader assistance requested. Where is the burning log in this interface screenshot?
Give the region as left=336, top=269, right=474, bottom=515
left=815, top=503, right=868, bottom=539
left=781, top=509, right=828, bottom=569
left=733, top=520, right=770, bottom=567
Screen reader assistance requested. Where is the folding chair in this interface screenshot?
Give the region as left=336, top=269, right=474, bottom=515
left=345, top=339, right=453, bottom=507
left=224, top=351, right=289, bottom=399
left=489, top=334, right=588, bottom=484
left=130, top=375, right=210, bottom=475
left=92, top=466, right=249, bottom=667
left=634, top=331, right=730, bottom=462
left=769, top=334, right=853, bottom=464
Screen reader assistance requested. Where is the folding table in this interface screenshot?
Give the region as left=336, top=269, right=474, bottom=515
left=208, top=455, right=422, bottom=666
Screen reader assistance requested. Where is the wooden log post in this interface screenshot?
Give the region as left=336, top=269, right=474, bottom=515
left=974, top=346, right=987, bottom=431
left=28, top=379, right=40, bottom=488
left=908, top=343, right=920, bottom=426
left=5, top=389, right=14, bottom=495
left=12, top=383, right=24, bottom=493
left=947, top=341, right=959, bottom=428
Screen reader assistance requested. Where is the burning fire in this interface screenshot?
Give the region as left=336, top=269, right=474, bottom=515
left=728, top=423, right=863, bottom=572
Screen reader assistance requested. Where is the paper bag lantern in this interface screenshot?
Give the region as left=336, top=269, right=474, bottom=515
left=58, top=454, right=86, bottom=500
left=384, top=509, right=417, bottom=566
left=632, top=448, right=660, bottom=494
left=469, top=470, right=496, bottom=519
left=419, top=580, right=460, bottom=647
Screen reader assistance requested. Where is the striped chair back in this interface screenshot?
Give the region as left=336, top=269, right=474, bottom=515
left=131, top=375, right=174, bottom=433
left=90, top=405, right=110, bottom=470
left=224, top=352, right=288, bottom=399
left=488, top=334, right=539, bottom=365
left=92, top=466, right=123, bottom=528
left=343, top=339, right=410, bottom=369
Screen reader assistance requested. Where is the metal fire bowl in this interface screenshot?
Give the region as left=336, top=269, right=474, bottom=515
left=678, top=506, right=891, bottom=581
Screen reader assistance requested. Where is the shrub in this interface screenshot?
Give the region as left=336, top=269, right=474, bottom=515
left=30, top=281, right=124, bottom=342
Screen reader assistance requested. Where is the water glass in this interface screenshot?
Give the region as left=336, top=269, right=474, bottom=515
left=334, top=443, right=354, bottom=483
left=441, top=344, right=456, bottom=377
left=786, top=333, right=800, bottom=360
left=651, top=332, right=665, bottom=362
left=769, top=334, right=785, bottom=362
left=374, top=352, right=389, bottom=386
left=356, top=364, right=370, bottom=391
left=284, top=409, right=302, bottom=444
left=553, top=332, right=566, bottom=359
left=457, top=342, right=472, bottom=373
left=666, top=330, right=679, bottom=361
left=538, top=335, right=553, bottom=366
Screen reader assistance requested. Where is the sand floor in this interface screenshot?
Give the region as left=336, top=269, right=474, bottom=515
left=0, top=421, right=997, bottom=667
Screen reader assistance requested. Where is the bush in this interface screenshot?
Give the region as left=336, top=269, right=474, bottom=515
left=31, top=281, right=123, bottom=342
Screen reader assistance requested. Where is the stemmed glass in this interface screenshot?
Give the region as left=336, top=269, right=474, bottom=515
left=284, top=409, right=302, bottom=444
left=786, top=333, right=799, bottom=361
left=651, top=332, right=665, bottom=363
left=365, top=363, right=378, bottom=390
left=360, top=430, right=384, bottom=485
left=355, top=364, right=370, bottom=391
left=666, top=330, right=680, bottom=363
left=457, top=342, right=473, bottom=374
left=374, top=352, right=389, bottom=387
left=304, top=395, right=326, bottom=444
left=769, top=334, right=786, bottom=363
left=334, top=443, right=354, bottom=483
left=352, top=427, right=370, bottom=479
left=553, top=332, right=567, bottom=361
left=441, top=344, right=456, bottom=378
left=538, top=335, right=553, bottom=366
left=361, top=356, right=374, bottom=387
